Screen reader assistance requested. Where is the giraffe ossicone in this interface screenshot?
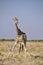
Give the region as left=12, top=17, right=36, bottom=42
left=12, top=17, right=19, bottom=24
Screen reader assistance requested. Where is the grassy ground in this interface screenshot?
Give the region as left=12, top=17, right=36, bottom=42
left=0, top=40, right=43, bottom=65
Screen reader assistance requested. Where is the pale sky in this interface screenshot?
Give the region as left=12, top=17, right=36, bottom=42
left=0, top=0, right=43, bottom=40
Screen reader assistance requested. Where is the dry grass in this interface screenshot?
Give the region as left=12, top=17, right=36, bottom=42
left=0, top=40, right=43, bottom=65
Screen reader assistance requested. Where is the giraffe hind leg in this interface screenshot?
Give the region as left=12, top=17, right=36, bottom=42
left=22, top=44, right=24, bottom=51
left=19, top=43, right=21, bottom=53
left=22, top=42, right=27, bottom=58
left=22, top=39, right=26, bottom=51
left=19, top=42, right=24, bottom=53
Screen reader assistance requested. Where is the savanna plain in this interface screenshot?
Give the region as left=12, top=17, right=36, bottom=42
left=0, top=40, right=43, bottom=65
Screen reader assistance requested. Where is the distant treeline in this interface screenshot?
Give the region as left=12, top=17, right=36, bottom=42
left=0, top=39, right=43, bottom=42
left=0, top=39, right=14, bottom=41
left=28, top=40, right=43, bottom=42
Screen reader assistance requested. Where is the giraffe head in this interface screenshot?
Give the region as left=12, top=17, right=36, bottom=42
left=12, top=17, right=19, bottom=24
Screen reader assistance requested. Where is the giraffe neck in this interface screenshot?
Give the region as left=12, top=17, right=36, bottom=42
left=15, top=23, right=19, bottom=36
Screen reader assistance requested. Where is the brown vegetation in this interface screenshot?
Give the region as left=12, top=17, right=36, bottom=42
left=0, top=40, right=43, bottom=65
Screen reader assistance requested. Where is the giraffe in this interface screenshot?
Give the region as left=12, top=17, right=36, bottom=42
left=12, top=17, right=27, bottom=56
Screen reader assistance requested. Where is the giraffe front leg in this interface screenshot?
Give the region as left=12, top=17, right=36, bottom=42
left=12, top=40, right=17, bottom=51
